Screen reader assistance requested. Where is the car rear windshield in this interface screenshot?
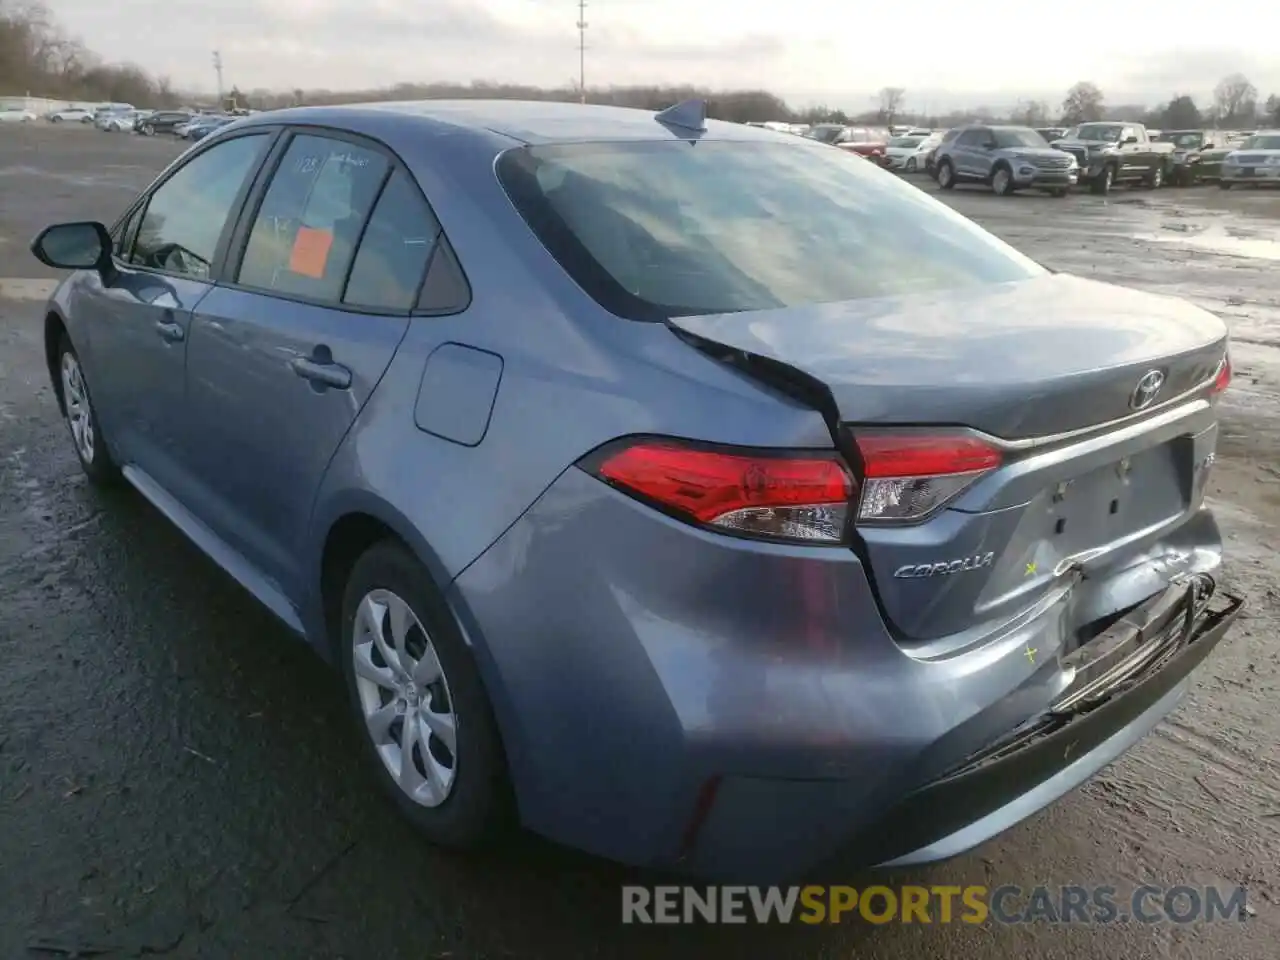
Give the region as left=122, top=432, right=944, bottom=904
left=496, top=139, right=1045, bottom=321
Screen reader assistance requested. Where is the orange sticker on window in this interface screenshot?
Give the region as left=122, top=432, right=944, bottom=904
left=289, top=226, right=333, bottom=278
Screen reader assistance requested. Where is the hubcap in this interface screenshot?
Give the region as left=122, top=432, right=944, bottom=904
left=60, top=352, right=95, bottom=464
left=995, top=170, right=1009, bottom=193
left=352, top=589, right=458, bottom=807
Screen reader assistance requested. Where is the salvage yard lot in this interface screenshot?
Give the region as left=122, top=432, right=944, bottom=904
left=1, top=122, right=1279, bottom=959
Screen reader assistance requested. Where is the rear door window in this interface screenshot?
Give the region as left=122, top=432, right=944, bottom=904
left=236, top=134, right=389, bottom=303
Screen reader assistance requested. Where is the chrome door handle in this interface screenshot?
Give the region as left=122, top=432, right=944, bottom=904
left=290, top=356, right=352, bottom=390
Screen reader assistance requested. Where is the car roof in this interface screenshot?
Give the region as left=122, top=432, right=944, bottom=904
left=228, top=99, right=801, bottom=146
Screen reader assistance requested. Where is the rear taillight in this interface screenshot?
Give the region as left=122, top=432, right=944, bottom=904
left=852, top=432, right=1003, bottom=524
left=586, top=439, right=854, bottom=544
left=1209, top=354, right=1231, bottom=397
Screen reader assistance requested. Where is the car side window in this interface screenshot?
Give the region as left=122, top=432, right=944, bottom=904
left=1121, top=126, right=1136, bottom=143
left=954, top=129, right=978, bottom=146
left=342, top=170, right=441, bottom=311
left=129, top=133, right=269, bottom=279
left=237, top=134, right=390, bottom=303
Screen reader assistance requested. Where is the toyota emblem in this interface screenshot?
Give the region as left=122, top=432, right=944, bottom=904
left=1129, top=369, right=1166, bottom=411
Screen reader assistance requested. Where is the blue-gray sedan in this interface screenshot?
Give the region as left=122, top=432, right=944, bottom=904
left=31, top=98, right=1243, bottom=881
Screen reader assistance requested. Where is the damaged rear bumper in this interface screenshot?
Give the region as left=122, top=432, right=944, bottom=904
left=841, top=576, right=1244, bottom=869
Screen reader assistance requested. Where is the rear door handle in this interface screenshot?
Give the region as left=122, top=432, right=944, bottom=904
left=154, top=318, right=185, bottom=343
left=290, top=356, right=352, bottom=390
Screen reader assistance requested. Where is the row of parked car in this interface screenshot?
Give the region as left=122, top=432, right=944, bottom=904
left=785, top=119, right=1280, bottom=196
left=32, top=103, right=245, bottom=141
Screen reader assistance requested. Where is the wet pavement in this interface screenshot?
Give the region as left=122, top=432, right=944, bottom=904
left=2, top=124, right=1280, bottom=959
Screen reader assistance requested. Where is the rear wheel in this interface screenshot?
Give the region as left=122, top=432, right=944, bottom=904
left=1145, top=164, right=1164, bottom=189
left=50, top=115, right=62, bottom=123
left=936, top=159, right=956, bottom=190
left=905, top=156, right=917, bottom=173
left=339, top=541, right=513, bottom=848
left=57, top=334, right=121, bottom=486
left=1219, top=181, right=1233, bottom=190
left=141, top=123, right=154, bottom=136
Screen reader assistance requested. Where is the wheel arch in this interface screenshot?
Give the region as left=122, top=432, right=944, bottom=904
left=45, top=310, right=69, bottom=415
left=312, top=493, right=457, bottom=662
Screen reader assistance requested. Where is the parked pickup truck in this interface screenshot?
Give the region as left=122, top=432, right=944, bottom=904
left=1052, top=122, right=1175, bottom=193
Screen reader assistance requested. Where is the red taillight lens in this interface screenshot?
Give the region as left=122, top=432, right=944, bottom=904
left=590, top=439, right=854, bottom=543
left=1209, top=354, right=1231, bottom=396
left=853, top=432, right=1003, bottom=523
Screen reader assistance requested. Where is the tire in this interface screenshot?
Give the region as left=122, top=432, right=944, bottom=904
left=50, top=115, right=62, bottom=123
left=1219, top=181, right=1233, bottom=190
left=56, top=333, right=121, bottom=486
left=905, top=157, right=917, bottom=173
left=1048, top=188, right=1068, bottom=197
left=991, top=164, right=1014, bottom=196
left=1145, top=164, right=1164, bottom=189
left=1090, top=164, right=1115, bottom=195
left=339, top=540, right=513, bottom=848
left=936, top=159, right=956, bottom=190
left=141, top=123, right=154, bottom=136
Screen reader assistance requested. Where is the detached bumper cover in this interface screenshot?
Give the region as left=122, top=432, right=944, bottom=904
left=839, top=579, right=1243, bottom=870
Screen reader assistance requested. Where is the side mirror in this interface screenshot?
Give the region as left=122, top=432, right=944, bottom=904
left=30, top=221, right=113, bottom=273
left=1122, top=135, right=1139, bottom=145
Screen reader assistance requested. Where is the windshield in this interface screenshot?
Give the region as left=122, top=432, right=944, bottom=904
left=889, top=136, right=925, bottom=148
left=1241, top=135, right=1280, bottom=150
left=805, top=125, right=845, bottom=144
left=1072, top=124, right=1123, bottom=142
left=1158, top=131, right=1203, bottom=147
left=993, top=128, right=1049, bottom=148
left=496, top=140, right=1045, bottom=321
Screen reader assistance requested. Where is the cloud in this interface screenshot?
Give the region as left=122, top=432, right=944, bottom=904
left=41, top=0, right=1280, bottom=109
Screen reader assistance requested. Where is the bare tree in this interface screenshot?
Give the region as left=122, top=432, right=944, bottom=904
left=1012, top=100, right=1051, bottom=126
left=877, top=86, right=906, bottom=124
left=1061, top=82, right=1105, bottom=124
left=1213, top=73, right=1258, bottom=124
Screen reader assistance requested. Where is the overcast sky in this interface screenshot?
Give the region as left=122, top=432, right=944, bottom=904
left=48, top=0, right=1280, bottom=110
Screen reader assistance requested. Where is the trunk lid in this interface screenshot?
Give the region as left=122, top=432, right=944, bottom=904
left=668, top=273, right=1228, bottom=642
left=667, top=274, right=1225, bottom=440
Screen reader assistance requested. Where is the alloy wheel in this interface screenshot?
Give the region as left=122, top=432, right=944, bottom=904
left=352, top=589, right=458, bottom=808
left=994, top=168, right=1010, bottom=195
left=61, top=352, right=95, bottom=464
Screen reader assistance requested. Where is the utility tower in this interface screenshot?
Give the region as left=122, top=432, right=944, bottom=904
left=212, top=50, right=224, bottom=101
left=576, top=0, right=588, bottom=104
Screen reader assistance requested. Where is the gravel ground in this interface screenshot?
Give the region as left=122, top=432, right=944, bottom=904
left=1, top=123, right=1279, bottom=959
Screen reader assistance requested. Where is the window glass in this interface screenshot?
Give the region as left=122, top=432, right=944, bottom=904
left=130, top=134, right=268, bottom=278
left=343, top=170, right=440, bottom=311
left=237, top=135, right=389, bottom=302
left=954, top=129, right=981, bottom=146
left=496, top=139, right=1044, bottom=321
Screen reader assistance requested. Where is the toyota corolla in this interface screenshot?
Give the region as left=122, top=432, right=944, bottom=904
left=31, top=99, right=1242, bottom=881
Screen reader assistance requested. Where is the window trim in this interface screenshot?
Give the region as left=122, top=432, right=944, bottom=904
left=110, top=126, right=282, bottom=283
left=218, top=123, right=472, bottom=318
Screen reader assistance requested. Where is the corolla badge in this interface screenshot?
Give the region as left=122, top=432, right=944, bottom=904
left=894, top=552, right=995, bottom=579
left=1129, top=369, right=1166, bottom=411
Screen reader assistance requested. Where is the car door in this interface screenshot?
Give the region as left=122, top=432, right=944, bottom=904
left=85, top=131, right=273, bottom=495
left=1119, top=125, right=1142, bottom=174
left=183, top=131, right=435, bottom=601
left=950, top=129, right=980, bottom=177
